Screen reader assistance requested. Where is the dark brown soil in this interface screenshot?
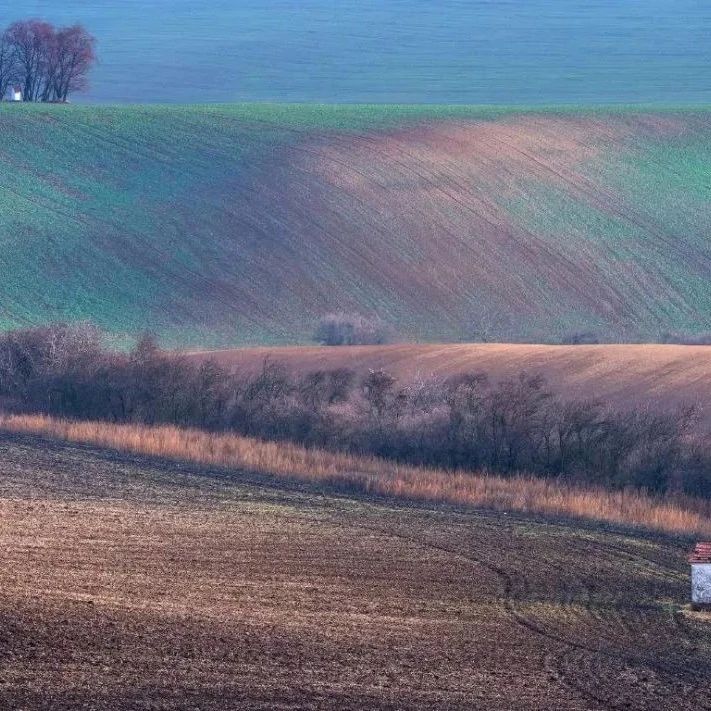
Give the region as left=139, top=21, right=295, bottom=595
left=0, top=432, right=709, bottom=710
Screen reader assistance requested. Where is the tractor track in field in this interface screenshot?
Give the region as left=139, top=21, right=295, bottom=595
left=288, top=509, right=612, bottom=707
left=354, top=124, right=701, bottom=318
left=314, top=509, right=711, bottom=710
left=339, top=516, right=620, bottom=710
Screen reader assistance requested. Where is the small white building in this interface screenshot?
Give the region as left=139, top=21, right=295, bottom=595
left=689, top=542, right=711, bottom=608
left=11, top=86, right=22, bottom=102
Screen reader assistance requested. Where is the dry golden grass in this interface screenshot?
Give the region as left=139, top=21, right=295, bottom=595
left=1, top=413, right=709, bottom=537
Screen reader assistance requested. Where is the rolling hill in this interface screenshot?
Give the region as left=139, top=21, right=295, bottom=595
left=1, top=104, right=710, bottom=346
left=189, top=343, right=711, bottom=434
left=1, top=427, right=710, bottom=709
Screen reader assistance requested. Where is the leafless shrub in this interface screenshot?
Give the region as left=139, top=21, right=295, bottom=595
left=560, top=331, right=600, bottom=345
left=0, top=322, right=103, bottom=397
left=314, top=312, right=392, bottom=346
left=659, top=332, right=711, bottom=346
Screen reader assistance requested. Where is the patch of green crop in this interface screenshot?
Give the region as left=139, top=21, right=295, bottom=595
left=500, top=113, right=711, bottom=340
left=593, top=123, right=711, bottom=335
left=0, top=105, right=280, bottom=341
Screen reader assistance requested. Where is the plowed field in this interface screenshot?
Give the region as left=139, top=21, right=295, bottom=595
left=1, top=431, right=709, bottom=709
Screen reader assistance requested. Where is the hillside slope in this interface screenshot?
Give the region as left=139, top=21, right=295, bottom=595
left=190, top=343, right=711, bottom=432
left=1, top=430, right=710, bottom=709
left=1, top=104, right=710, bottom=346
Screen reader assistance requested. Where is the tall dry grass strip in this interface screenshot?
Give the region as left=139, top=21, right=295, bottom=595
left=1, top=413, right=709, bottom=536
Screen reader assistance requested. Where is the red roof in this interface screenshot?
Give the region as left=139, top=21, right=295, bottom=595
left=689, top=542, right=711, bottom=564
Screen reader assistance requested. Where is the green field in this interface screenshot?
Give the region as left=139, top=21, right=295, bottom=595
left=1, top=104, right=710, bottom=346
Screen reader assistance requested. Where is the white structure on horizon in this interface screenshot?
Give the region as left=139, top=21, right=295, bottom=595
left=10, top=86, right=22, bottom=101
left=690, top=542, right=711, bottom=607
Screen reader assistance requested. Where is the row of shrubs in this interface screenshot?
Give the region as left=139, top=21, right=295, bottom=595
left=561, top=331, right=711, bottom=346
left=314, top=314, right=711, bottom=346
left=0, top=323, right=708, bottom=496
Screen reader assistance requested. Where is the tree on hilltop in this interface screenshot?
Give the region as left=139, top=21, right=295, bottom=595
left=5, top=20, right=54, bottom=101
left=0, top=30, right=17, bottom=100
left=1, top=19, right=95, bottom=102
left=51, top=24, right=96, bottom=101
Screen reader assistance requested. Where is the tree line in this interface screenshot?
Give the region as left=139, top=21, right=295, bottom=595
left=0, top=323, right=708, bottom=497
left=0, top=19, right=95, bottom=102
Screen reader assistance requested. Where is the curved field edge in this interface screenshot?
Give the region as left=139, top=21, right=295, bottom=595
left=0, top=104, right=710, bottom=345
left=1, top=413, right=708, bottom=536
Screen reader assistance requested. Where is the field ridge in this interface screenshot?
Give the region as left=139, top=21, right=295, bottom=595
left=189, top=342, right=711, bottom=433
left=2, top=413, right=708, bottom=536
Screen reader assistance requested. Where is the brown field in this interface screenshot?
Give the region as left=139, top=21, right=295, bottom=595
left=0, top=427, right=710, bottom=709
left=188, top=342, right=711, bottom=432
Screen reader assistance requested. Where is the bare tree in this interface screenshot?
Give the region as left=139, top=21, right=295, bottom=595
left=50, top=25, right=96, bottom=102
left=314, top=312, right=392, bottom=346
left=5, top=19, right=53, bottom=101
left=0, top=29, right=18, bottom=100
left=560, top=331, right=600, bottom=345
left=3, top=19, right=96, bottom=102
